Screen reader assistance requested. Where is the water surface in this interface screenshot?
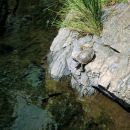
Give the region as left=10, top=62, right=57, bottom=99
left=0, top=0, right=130, bottom=129
left=0, top=27, right=130, bottom=130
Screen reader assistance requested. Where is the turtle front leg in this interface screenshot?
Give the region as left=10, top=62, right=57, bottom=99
left=76, top=63, right=85, bottom=72
left=81, top=64, right=85, bottom=72
left=76, top=63, right=81, bottom=70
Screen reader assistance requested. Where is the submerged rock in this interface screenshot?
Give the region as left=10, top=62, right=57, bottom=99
left=46, top=93, right=84, bottom=130
left=48, top=3, right=130, bottom=104
left=11, top=94, right=57, bottom=130
left=24, top=64, right=45, bottom=87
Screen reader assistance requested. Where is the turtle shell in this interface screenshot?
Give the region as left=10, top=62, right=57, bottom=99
left=76, top=47, right=95, bottom=64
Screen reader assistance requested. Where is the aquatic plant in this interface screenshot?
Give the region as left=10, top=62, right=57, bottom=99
left=58, top=0, right=102, bottom=35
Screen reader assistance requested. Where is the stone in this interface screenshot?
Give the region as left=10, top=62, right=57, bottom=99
left=78, top=35, right=93, bottom=45
left=49, top=3, right=130, bottom=104
left=49, top=28, right=79, bottom=79
left=71, top=76, right=80, bottom=91
left=67, top=57, right=81, bottom=76
left=85, top=42, right=130, bottom=104
left=102, top=4, right=130, bottom=54
left=48, top=46, right=72, bottom=79
left=50, top=28, right=79, bottom=52
left=71, top=71, right=95, bottom=96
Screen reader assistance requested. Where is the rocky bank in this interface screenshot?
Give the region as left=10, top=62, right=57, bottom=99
left=49, top=3, right=130, bottom=107
left=1, top=1, right=130, bottom=129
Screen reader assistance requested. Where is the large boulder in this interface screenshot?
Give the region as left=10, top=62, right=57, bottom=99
left=49, top=3, right=130, bottom=104
left=102, top=4, right=130, bottom=54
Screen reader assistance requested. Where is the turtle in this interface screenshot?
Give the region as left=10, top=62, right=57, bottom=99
left=73, top=44, right=95, bottom=72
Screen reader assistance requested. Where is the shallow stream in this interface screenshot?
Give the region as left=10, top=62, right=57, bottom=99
left=0, top=25, right=130, bottom=130
left=0, top=0, right=130, bottom=129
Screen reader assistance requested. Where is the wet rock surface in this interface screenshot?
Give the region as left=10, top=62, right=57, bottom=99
left=49, top=3, right=130, bottom=105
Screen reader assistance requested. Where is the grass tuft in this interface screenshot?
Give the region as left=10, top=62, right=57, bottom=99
left=58, top=0, right=103, bottom=35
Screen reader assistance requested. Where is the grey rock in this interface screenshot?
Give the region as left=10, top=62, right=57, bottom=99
left=80, top=85, right=95, bottom=96
left=48, top=3, right=130, bottom=104
left=85, top=44, right=130, bottom=104
left=80, top=72, right=95, bottom=96
left=102, top=4, right=130, bottom=54
left=71, top=75, right=81, bottom=92
left=71, top=72, right=95, bottom=96
left=49, top=29, right=97, bottom=96
left=78, top=35, right=93, bottom=45
left=67, top=57, right=81, bottom=76
left=48, top=46, right=72, bottom=79
left=50, top=28, right=79, bottom=52
left=80, top=72, right=89, bottom=87
left=48, top=28, right=79, bottom=79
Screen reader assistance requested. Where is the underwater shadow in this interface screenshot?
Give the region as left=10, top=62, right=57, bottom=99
left=93, top=85, right=130, bottom=113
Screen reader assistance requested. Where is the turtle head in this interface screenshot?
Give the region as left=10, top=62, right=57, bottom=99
left=80, top=43, right=93, bottom=50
